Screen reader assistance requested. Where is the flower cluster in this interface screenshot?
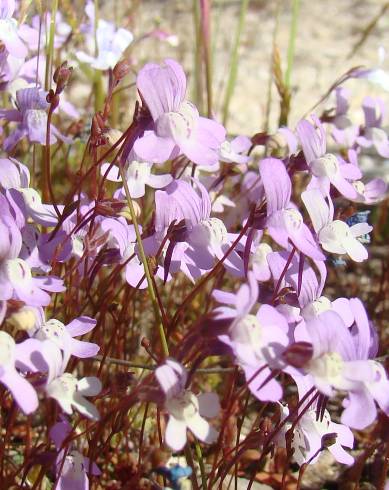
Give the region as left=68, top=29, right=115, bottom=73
left=0, top=1, right=388, bottom=488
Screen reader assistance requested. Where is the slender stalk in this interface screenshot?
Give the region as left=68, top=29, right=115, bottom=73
left=118, top=164, right=169, bottom=357
left=200, top=0, right=212, bottom=117
left=195, top=440, right=207, bottom=489
left=222, top=0, right=250, bottom=125
left=192, top=0, right=204, bottom=113
left=44, top=0, right=58, bottom=91
left=284, top=0, right=300, bottom=88
left=93, top=0, right=104, bottom=112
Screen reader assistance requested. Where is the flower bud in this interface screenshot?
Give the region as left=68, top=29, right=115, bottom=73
left=53, top=61, right=73, bottom=94
left=113, top=58, right=132, bottom=82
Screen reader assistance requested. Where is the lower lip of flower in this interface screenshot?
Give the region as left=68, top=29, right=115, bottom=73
left=0, top=331, right=15, bottom=366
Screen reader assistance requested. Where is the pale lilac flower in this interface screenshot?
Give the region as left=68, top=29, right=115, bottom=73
left=24, top=12, right=72, bottom=51
left=267, top=250, right=354, bottom=326
left=296, top=116, right=359, bottom=199
left=101, top=158, right=172, bottom=199
left=134, top=59, right=226, bottom=166
left=0, top=0, right=27, bottom=58
left=276, top=377, right=354, bottom=465
left=100, top=216, right=147, bottom=288
left=0, top=87, right=71, bottom=151
left=46, top=373, right=101, bottom=421
left=76, top=13, right=133, bottom=70
left=213, top=273, right=289, bottom=401
left=302, top=188, right=372, bottom=262
left=331, top=87, right=359, bottom=148
left=250, top=241, right=272, bottom=282
left=346, top=150, right=388, bottom=204
left=356, top=96, right=389, bottom=157
left=219, top=135, right=251, bottom=164
left=31, top=312, right=99, bottom=368
left=156, top=359, right=220, bottom=451
left=259, top=158, right=325, bottom=261
left=0, top=331, right=38, bottom=414
left=147, top=179, right=242, bottom=281
left=50, top=419, right=101, bottom=490
left=294, top=304, right=389, bottom=430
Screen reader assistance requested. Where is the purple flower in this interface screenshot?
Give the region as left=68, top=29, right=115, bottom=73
left=101, top=216, right=147, bottom=288
left=0, top=331, right=39, bottom=414
left=296, top=116, right=359, bottom=199
left=156, top=359, right=220, bottom=451
left=30, top=311, right=99, bottom=369
left=259, top=158, right=325, bottom=261
left=356, top=96, right=389, bottom=157
left=0, top=1, right=27, bottom=58
left=50, top=419, right=101, bottom=490
left=219, top=135, right=251, bottom=164
left=302, top=188, right=372, bottom=262
left=294, top=303, right=389, bottom=430
left=213, top=273, right=289, bottom=401
left=0, top=87, right=71, bottom=151
left=134, top=59, right=226, bottom=166
left=331, top=87, right=359, bottom=148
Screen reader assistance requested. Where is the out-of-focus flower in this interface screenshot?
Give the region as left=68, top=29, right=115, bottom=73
left=155, top=359, right=220, bottom=451
left=356, top=96, right=389, bottom=158
left=0, top=87, right=72, bottom=151
left=219, top=135, right=251, bottom=164
left=50, top=418, right=101, bottom=490
left=0, top=0, right=27, bottom=58
left=76, top=4, right=133, bottom=71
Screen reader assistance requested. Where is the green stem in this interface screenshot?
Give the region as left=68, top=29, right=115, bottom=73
left=222, top=0, right=250, bottom=126
left=192, top=0, right=204, bottom=113
left=118, top=165, right=169, bottom=358
left=195, top=440, right=207, bottom=489
left=285, top=0, right=300, bottom=88
left=93, top=0, right=104, bottom=112
left=45, top=0, right=58, bottom=91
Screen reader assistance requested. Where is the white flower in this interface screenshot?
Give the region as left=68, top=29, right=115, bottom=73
left=302, top=189, right=372, bottom=262
left=156, top=359, right=220, bottom=451
left=46, top=373, right=101, bottom=421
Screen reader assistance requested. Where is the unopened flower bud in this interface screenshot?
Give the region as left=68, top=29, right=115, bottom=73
left=113, top=58, right=131, bottom=82
left=53, top=61, right=73, bottom=93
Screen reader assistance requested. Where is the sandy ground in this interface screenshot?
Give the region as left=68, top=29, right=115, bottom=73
left=102, top=0, right=389, bottom=137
